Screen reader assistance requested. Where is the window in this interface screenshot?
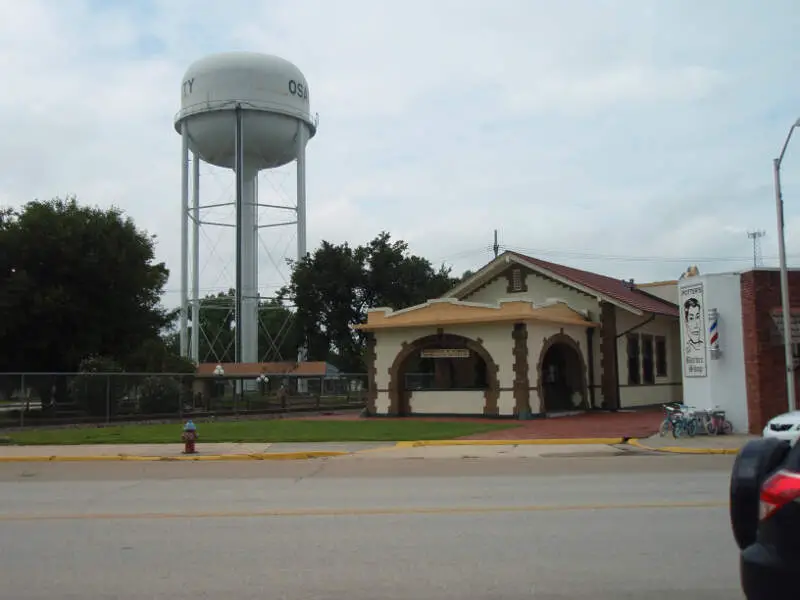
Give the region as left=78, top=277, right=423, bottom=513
left=655, top=336, right=667, bottom=377
left=641, top=335, right=654, bottom=385
left=510, top=268, right=523, bottom=292
left=627, top=334, right=641, bottom=385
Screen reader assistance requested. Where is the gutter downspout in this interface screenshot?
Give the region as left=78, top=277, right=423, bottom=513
left=616, top=314, right=657, bottom=340
left=586, top=327, right=596, bottom=409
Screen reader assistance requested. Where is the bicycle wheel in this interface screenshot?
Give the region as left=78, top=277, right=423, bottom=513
left=686, top=418, right=698, bottom=437
left=673, top=420, right=684, bottom=438
left=659, top=419, right=671, bottom=437
left=721, top=420, right=733, bottom=435
left=705, top=416, right=718, bottom=436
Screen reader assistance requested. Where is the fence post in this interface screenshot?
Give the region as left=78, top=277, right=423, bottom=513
left=233, top=378, right=238, bottom=415
left=178, top=375, right=184, bottom=420
left=105, top=374, right=111, bottom=424
left=316, top=377, right=322, bottom=409
left=19, top=373, right=25, bottom=429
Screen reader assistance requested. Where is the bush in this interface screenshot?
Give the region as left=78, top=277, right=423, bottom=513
left=70, top=356, right=124, bottom=417
left=138, top=376, right=182, bottom=415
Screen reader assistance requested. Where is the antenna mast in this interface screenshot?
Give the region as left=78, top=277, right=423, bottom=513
left=747, top=230, right=766, bottom=268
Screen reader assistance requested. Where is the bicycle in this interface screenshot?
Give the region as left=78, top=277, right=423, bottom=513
left=707, top=407, right=733, bottom=435
left=659, top=403, right=683, bottom=437
left=673, top=405, right=700, bottom=438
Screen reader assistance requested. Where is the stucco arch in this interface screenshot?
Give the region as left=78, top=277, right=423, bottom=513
left=537, top=331, right=589, bottom=412
left=387, top=331, right=500, bottom=416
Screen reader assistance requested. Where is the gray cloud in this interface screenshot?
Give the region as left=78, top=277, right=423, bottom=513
left=1, top=0, right=800, bottom=306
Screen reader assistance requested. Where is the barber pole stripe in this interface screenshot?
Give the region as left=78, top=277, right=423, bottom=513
left=708, top=308, right=720, bottom=350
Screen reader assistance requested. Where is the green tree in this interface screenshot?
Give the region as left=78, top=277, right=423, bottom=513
left=280, top=232, right=458, bottom=372
left=0, top=197, right=171, bottom=374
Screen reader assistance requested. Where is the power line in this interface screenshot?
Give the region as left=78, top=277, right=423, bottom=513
left=491, top=244, right=800, bottom=265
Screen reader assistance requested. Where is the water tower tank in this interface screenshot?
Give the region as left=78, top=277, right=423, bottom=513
left=174, top=52, right=317, bottom=170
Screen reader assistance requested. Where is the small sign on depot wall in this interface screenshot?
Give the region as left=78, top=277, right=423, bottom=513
left=420, top=348, right=470, bottom=359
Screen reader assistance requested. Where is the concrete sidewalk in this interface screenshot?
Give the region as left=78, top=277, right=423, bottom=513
left=0, top=433, right=755, bottom=462
left=0, top=439, right=632, bottom=462
left=629, top=434, right=756, bottom=455
left=0, top=442, right=368, bottom=462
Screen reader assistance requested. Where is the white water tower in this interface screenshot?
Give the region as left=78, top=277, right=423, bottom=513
left=174, top=51, right=317, bottom=365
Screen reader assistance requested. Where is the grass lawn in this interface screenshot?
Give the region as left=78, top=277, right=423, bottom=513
left=6, top=419, right=518, bottom=445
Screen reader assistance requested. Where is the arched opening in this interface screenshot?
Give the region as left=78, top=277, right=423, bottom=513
left=539, top=337, right=587, bottom=412
left=404, top=344, right=488, bottom=392
left=389, top=333, right=498, bottom=416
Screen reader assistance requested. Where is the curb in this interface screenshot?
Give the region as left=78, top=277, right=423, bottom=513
left=394, top=437, right=626, bottom=448
left=0, top=450, right=350, bottom=463
left=627, top=438, right=740, bottom=455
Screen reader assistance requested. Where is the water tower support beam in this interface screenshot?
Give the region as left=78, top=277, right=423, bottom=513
left=295, top=121, right=309, bottom=371
left=191, top=151, right=201, bottom=364
left=234, top=105, right=244, bottom=364
left=179, top=122, right=190, bottom=358
left=296, top=122, right=308, bottom=261
left=241, top=173, right=259, bottom=364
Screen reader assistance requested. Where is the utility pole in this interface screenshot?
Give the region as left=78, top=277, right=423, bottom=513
left=747, top=229, right=766, bottom=268
left=493, top=229, right=499, bottom=258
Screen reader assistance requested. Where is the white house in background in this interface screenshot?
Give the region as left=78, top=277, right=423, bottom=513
left=356, top=251, right=683, bottom=418
left=636, top=280, right=678, bottom=304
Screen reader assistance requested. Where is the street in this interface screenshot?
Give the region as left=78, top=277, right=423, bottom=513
left=0, top=452, right=741, bottom=599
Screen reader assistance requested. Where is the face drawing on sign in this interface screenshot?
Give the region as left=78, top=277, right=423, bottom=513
left=683, top=297, right=704, bottom=356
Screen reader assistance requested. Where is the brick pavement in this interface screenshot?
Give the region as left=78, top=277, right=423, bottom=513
left=456, top=410, right=663, bottom=440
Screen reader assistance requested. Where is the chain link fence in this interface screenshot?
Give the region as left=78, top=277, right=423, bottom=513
left=0, top=372, right=368, bottom=429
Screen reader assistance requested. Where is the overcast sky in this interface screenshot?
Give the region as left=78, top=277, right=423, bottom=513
left=2, top=0, right=800, bottom=307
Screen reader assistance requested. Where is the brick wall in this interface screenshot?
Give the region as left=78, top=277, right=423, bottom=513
left=599, top=301, right=619, bottom=410
left=741, top=270, right=800, bottom=433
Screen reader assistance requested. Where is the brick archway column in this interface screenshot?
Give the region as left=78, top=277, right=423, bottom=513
left=536, top=331, right=589, bottom=412
left=387, top=332, right=500, bottom=416
left=364, top=333, right=377, bottom=414
left=512, top=323, right=530, bottom=415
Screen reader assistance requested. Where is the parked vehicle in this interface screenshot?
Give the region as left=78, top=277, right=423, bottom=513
left=730, top=438, right=800, bottom=599
left=762, top=410, right=800, bottom=445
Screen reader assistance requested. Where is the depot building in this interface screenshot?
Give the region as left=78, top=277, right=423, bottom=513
left=355, top=251, right=683, bottom=418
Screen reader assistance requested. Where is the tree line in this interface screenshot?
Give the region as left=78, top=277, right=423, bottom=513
left=0, top=197, right=467, bottom=376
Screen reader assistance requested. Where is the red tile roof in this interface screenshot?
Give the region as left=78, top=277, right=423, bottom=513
left=510, top=252, right=679, bottom=317
left=195, top=361, right=331, bottom=377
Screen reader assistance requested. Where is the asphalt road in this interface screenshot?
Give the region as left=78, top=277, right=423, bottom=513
left=0, top=453, right=741, bottom=600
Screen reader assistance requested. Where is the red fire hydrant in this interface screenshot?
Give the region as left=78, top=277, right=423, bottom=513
left=182, top=420, right=198, bottom=454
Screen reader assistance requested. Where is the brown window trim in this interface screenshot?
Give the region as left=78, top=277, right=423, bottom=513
left=655, top=335, right=667, bottom=378
left=641, top=334, right=655, bottom=385
left=627, top=334, right=641, bottom=385
left=505, top=268, right=528, bottom=293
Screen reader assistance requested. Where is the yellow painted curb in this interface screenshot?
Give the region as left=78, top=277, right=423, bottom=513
left=0, top=451, right=349, bottom=463
left=627, top=438, right=740, bottom=455
left=394, top=437, right=625, bottom=448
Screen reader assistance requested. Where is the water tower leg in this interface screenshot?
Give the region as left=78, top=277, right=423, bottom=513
left=191, top=151, right=201, bottom=365
left=179, top=122, right=190, bottom=358
left=241, top=173, right=259, bottom=368
left=296, top=122, right=309, bottom=393
left=234, top=106, right=244, bottom=367
left=296, top=122, right=308, bottom=261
